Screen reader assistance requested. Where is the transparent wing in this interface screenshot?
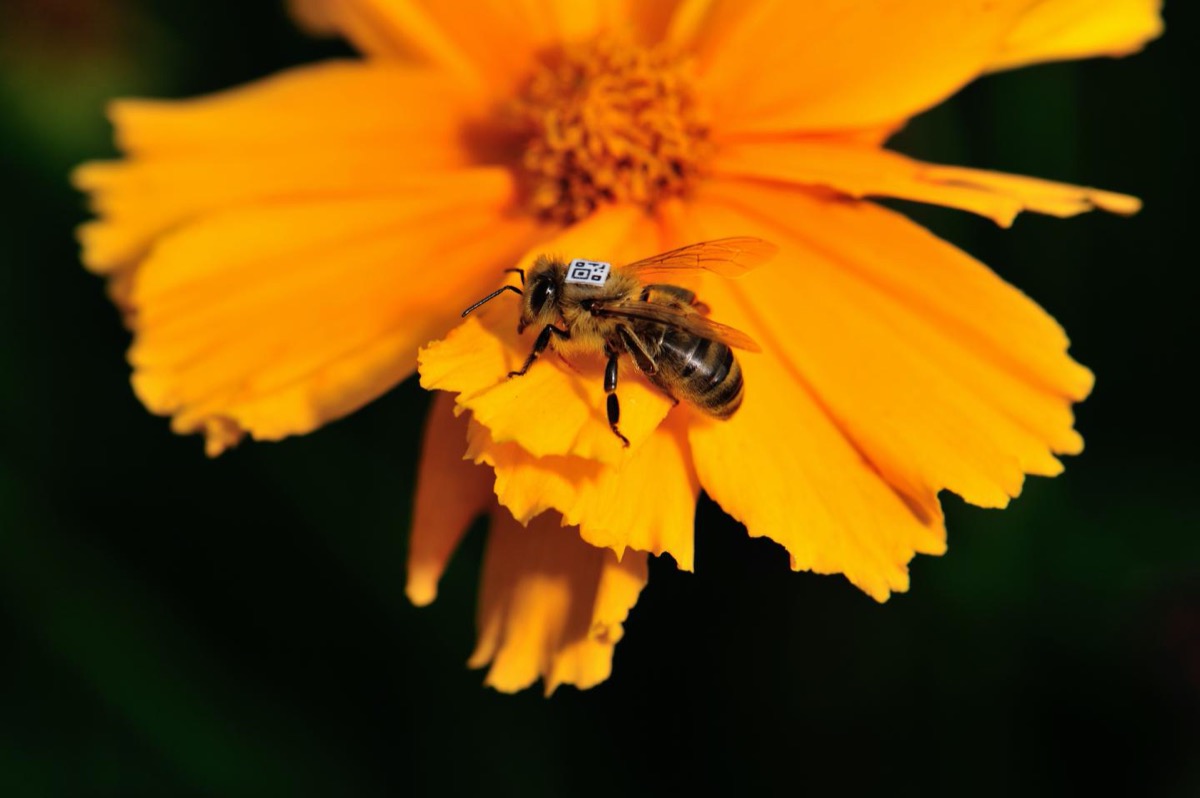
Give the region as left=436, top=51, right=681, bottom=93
left=592, top=300, right=762, bottom=352
left=618, top=237, right=778, bottom=279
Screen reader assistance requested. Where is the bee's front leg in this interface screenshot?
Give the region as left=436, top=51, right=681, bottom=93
left=508, top=324, right=570, bottom=378
left=604, top=344, right=631, bottom=448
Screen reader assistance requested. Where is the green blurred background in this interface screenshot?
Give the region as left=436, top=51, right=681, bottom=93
left=1, top=2, right=1196, bottom=796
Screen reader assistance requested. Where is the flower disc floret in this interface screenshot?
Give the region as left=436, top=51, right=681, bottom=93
left=510, top=34, right=711, bottom=224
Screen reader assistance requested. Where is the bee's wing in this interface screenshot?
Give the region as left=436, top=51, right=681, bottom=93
left=618, top=237, right=778, bottom=280
left=592, top=300, right=762, bottom=352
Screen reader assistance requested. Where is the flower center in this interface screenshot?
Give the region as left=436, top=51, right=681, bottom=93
left=509, top=35, right=711, bottom=224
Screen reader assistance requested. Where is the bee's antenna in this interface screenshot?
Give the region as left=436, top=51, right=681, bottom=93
left=461, top=285, right=523, bottom=317
left=503, top=268, right=525, bottom=285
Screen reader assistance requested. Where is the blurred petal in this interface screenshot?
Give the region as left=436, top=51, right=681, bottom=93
left=470, top=511, right=648, bottom=694
left=687, top=0, right=1034, bottom=134
left=129, top=170, right=538, bottom=453
left=418, top=206, right=673, bottom=466
left=290, top=0, right=672, bottom=93
left=712, top=139, right=1140, bottom=227
left=285, top=0, right=492, bottom=86
left=408, top=393, right=494, bottom=606
left=989, top=0, right=1163, bottom=72
left=626, top=0, right=687, bottom=45
left=467, top=412, right=699, bottom=571
left=74, top=61, right=494, bottom=272
left=690, top=182, right=1092, bottom=516
left=685, top=0, right=1161, bottom=136
left=289, top=0, right=340, bottom=35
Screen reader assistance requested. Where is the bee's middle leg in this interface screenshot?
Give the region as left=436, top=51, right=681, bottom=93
left=604, top=345, right=631, bottom=448
left=508, top=324, right=570, bottom=378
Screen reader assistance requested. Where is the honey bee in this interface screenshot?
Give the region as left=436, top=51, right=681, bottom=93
left=461, top=237, right=778, bottom=446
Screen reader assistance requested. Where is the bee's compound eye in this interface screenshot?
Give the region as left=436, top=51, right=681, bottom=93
left=530, top=279, right=555, bottom=314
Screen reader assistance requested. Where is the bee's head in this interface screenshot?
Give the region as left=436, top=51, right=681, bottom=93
left=460, top=255, right=563, bottom=325
left=518, top=256, right=565, bottom=333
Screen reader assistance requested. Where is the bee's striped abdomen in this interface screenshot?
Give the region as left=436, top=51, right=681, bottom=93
left=654, top=327, right=744, bottom=419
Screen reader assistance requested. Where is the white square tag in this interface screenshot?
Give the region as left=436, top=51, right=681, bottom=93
left=565, top=259, right=612, bottom=286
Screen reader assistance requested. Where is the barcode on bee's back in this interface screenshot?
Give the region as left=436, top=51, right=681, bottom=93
left=565, top=259, right=612, bottom=286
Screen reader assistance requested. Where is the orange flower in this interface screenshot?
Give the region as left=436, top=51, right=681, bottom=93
left=75, top=1, right=1162, bottom=694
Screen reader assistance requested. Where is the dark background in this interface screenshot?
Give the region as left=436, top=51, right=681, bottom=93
left=1, top=2, right=1195, bottom=796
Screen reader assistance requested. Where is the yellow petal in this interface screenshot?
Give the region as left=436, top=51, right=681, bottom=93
left=407, top=393, right=495, bottom=606
left=129, top=170, right=538, bottom=453
left=467, top=412, right=699, bottom=571
left=688, top=354, right=947, bottom=600
left=470, top=510, right=648, bottom=695
left=689, top=181, right=1092, bottom=518
left=989, top=0, right=1163, bottom=72
left=73, top=61, right=492, bottom=272
left=418, top=206, right=674, bottom=466
left=712, top=138, right=1140, bottom=227
left=637, top=268, right=944, bottom=599
left=687, top=0, right=1036, bottom=135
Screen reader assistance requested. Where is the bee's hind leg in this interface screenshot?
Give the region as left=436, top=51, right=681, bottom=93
left=508, top=324, right=569, bottom=378
left=604, top=345, right=631, bottom=448
left=618, top=326, right=678, bottom=408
